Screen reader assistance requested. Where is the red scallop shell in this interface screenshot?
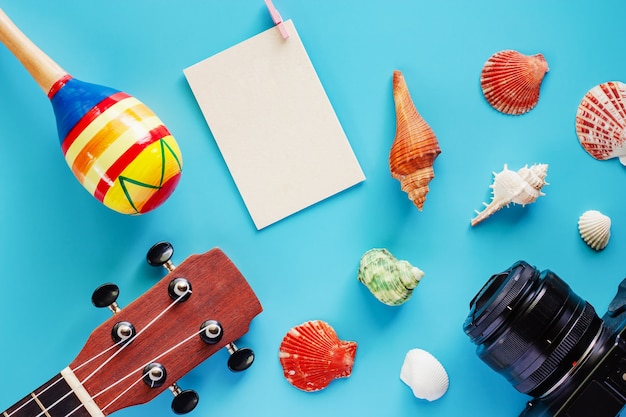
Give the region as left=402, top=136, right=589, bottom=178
left=278, top=320, right=357, bottom=392
left=480, top=50, right=549, bottom=115
left=575, top=81, right=626, bottom=163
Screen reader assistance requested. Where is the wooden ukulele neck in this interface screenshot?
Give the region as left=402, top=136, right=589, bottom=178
left=2, top=368, right=103, bottom=417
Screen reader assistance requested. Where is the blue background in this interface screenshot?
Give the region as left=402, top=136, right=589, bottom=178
left=1, top=1, right=626, bottom=416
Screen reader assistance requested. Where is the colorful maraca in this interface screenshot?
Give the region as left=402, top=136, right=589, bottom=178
left=0, top=8, right=182, bottom=214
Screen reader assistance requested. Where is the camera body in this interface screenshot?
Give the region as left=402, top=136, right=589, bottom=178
left=464, top=261, right=626, bottom=417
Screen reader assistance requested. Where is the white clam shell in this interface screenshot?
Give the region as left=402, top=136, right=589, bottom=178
left=578, top=210, right=611, bottom=251
left=400, top=348, right=449, bottom=401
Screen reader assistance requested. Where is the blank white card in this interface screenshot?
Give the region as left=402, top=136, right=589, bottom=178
left=184, top=20, right=365, bottom=229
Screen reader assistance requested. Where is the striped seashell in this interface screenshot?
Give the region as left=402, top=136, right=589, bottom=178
left=400, top=348, right=449, bottom=401
left=278, top=320, right=357, bottom=392
left=480, top=50, right=549, bottom=115
left=358, top=248, right=424, bottom=306
left=578, top=210, right=611, bottom=251
left=575, top=81, right=626, bottom=165
left=389, top=70, right=441, bottom=211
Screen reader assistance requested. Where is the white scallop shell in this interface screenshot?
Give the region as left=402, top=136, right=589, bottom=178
left=471, top=163, right=548, bottom=226
left=400, top=348, right=449, bottom=401
left=575, top=81, right=626, bottom=165
left=578, top=210, right=611, bottom=251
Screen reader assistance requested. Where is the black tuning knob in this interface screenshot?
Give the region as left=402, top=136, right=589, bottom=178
left=170, top=384, right=199, bottom=415
left=147, top=241, right=176, bottom=272
left=91, top=283, right=121, bottom=313
left=226, top=343, right=255, bottom=372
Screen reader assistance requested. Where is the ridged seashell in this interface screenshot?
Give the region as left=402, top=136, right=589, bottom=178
left=389, top=70, right=441, bottom=211
left=471, top=163, right=548, bottom=226
left=400, top=348, right=449, bottom=401
left=575, top=81, right=626, bottom=165
left=578, top=210, right=611, bottom=251
left=358, top=248, right=424, bottom=306
left=480, top=50, right=549, bottom=115
left=278, top=320, right=357, bottom=392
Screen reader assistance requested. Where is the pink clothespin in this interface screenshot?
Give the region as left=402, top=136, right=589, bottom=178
left=265, top=0, right=289, bottom=39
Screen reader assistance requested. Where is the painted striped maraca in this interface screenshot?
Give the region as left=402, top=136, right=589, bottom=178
left=0, top=8, right=182, bottom=214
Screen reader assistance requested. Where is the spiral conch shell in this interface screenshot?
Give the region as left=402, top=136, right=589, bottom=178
left=471, top=163, right=548, bottom=226
left=576, top=81, right=626, bottom=164
left=389, top=70, right=441, bottom=211
left=578, top=210, right=611, bottom=251
left=400, top=348, right=449, bottom=401
left=358, top=249, right=424, bottom=306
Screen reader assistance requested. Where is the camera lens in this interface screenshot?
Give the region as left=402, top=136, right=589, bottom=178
left=464, top=261, right=604, bottom=397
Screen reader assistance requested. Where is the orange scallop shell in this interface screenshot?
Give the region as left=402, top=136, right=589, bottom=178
left=278, top=320, right=357, bottom=392
left=389, top=70, right=441, bottom=211
left=575, top=81, right=626, bottom=164
left=480, top=50, right=549, bottom=115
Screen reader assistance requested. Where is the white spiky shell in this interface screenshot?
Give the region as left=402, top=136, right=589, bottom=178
left=578, top=210, right=611, bottom=251
left=471, top=163, right=548, bottom=226
left=400, top=348, right=449, bottom=401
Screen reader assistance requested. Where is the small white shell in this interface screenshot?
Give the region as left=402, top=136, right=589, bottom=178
left=578, top=210, right=611, bottom=251
left=400, top=348, right=449, bottom=401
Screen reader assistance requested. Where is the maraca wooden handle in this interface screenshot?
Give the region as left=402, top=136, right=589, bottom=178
left=0, top=8, right=67, bottom=93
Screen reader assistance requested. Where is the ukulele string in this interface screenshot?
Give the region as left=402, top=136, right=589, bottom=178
left=4, top=378, right=65, bottom=417
left=74, top=338, right=131, bottom=371
left=78, top=288, right=192, bottom=386
left=90, top=325, right=208, bottom=401
left=99, top=374, right=146, bottom=413
left=3, top=333, right=136, bottom=417
left=62, top=403, right=86, bottom=417
left=10, top=289, right=191, bottom=417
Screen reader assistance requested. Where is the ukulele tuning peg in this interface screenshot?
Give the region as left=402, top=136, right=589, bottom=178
left=147, top=241, right=176, bottom=272
left=226, top=342, right=255, bottom=372
left=199, top=320, right=223, bottom=344
left=91, top=283, right=121, bottom=313
left=169, top=383, right=199, bottom=415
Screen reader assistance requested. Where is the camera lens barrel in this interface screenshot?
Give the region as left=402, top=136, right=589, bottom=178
left=464, top=261, right=604, bottom=398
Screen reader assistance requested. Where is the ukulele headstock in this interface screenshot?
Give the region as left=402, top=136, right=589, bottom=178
left=72, top=242, right=262, bottom=415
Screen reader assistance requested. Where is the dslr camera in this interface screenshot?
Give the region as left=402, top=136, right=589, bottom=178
left=464, top=261, right=626, bottom=417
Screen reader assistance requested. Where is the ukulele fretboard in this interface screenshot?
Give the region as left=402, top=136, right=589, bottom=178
left=3, top=367, right=103, bottom=417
